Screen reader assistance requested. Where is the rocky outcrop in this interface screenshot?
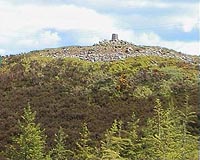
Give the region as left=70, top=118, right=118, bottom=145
left=39, top=40, right=198, bottom=64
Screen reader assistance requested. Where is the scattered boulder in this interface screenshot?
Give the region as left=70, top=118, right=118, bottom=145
left=38, top=39, right=197, bottom=64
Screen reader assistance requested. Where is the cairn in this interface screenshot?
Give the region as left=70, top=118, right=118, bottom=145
left=111, top=33, right=119, bottom=41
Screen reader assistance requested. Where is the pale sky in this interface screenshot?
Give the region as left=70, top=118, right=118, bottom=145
left=0, top=0, right=199, bottom=55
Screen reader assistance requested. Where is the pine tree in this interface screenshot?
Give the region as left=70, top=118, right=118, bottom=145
left=177, top=96, right=198, bottom=160
left=142, top=98, right=199, bottom=160
left=142, top=99, right=164, bottom=159
left=142, top=99, right=179, bottom=159
left=50, top=127, right=73, bottom=160
left=75, top=123, right=97, bottom=160
left=120, top=113, right=142, bottom=160
left=100, top=120, right=125, bottom=160
left=6, top=105, right=46, bottom=160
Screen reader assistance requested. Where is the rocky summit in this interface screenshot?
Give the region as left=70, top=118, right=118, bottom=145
left=36, top=39, right=199, bottom=64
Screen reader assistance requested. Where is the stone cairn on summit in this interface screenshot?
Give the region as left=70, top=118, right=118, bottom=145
left=39, top=34, right=197, bottom=64
left=111, top=33, right=119, bottom=41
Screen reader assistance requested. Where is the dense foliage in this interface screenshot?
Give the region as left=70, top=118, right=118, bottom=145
left=4, top=102, right=198, bottom=159
left=0, top=53, right=199, bottom=159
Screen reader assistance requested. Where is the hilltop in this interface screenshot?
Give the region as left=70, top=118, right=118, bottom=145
left=0, top=39, right=199, bottom=159
left=29, top=39, right=198, bottom=63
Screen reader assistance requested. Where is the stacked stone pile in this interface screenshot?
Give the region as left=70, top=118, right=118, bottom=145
left=39, top=40, right=197, bottom=64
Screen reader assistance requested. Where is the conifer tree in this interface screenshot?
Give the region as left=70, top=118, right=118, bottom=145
left=142, top=98, right=198, bottom=160
left=177, top=96, right=198, bottom=160
left=100, top=120, right=125, bottom=160
left=50, top=127, right=73, bottom=160
left=120, top=113, right=142, bottom=159
left=6, top=105, right=46, bottom=160
left=142, top=99, right=164, bottom=159
left=75, top=123, right=97, bottom=160
left=142, top=99, right=179, bottom=159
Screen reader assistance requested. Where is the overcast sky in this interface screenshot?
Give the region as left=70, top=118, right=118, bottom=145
left=0, top=0, right=199, bottom=55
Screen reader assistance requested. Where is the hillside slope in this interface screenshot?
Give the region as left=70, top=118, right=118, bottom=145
left=0, top=42, right=199, bottom=154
